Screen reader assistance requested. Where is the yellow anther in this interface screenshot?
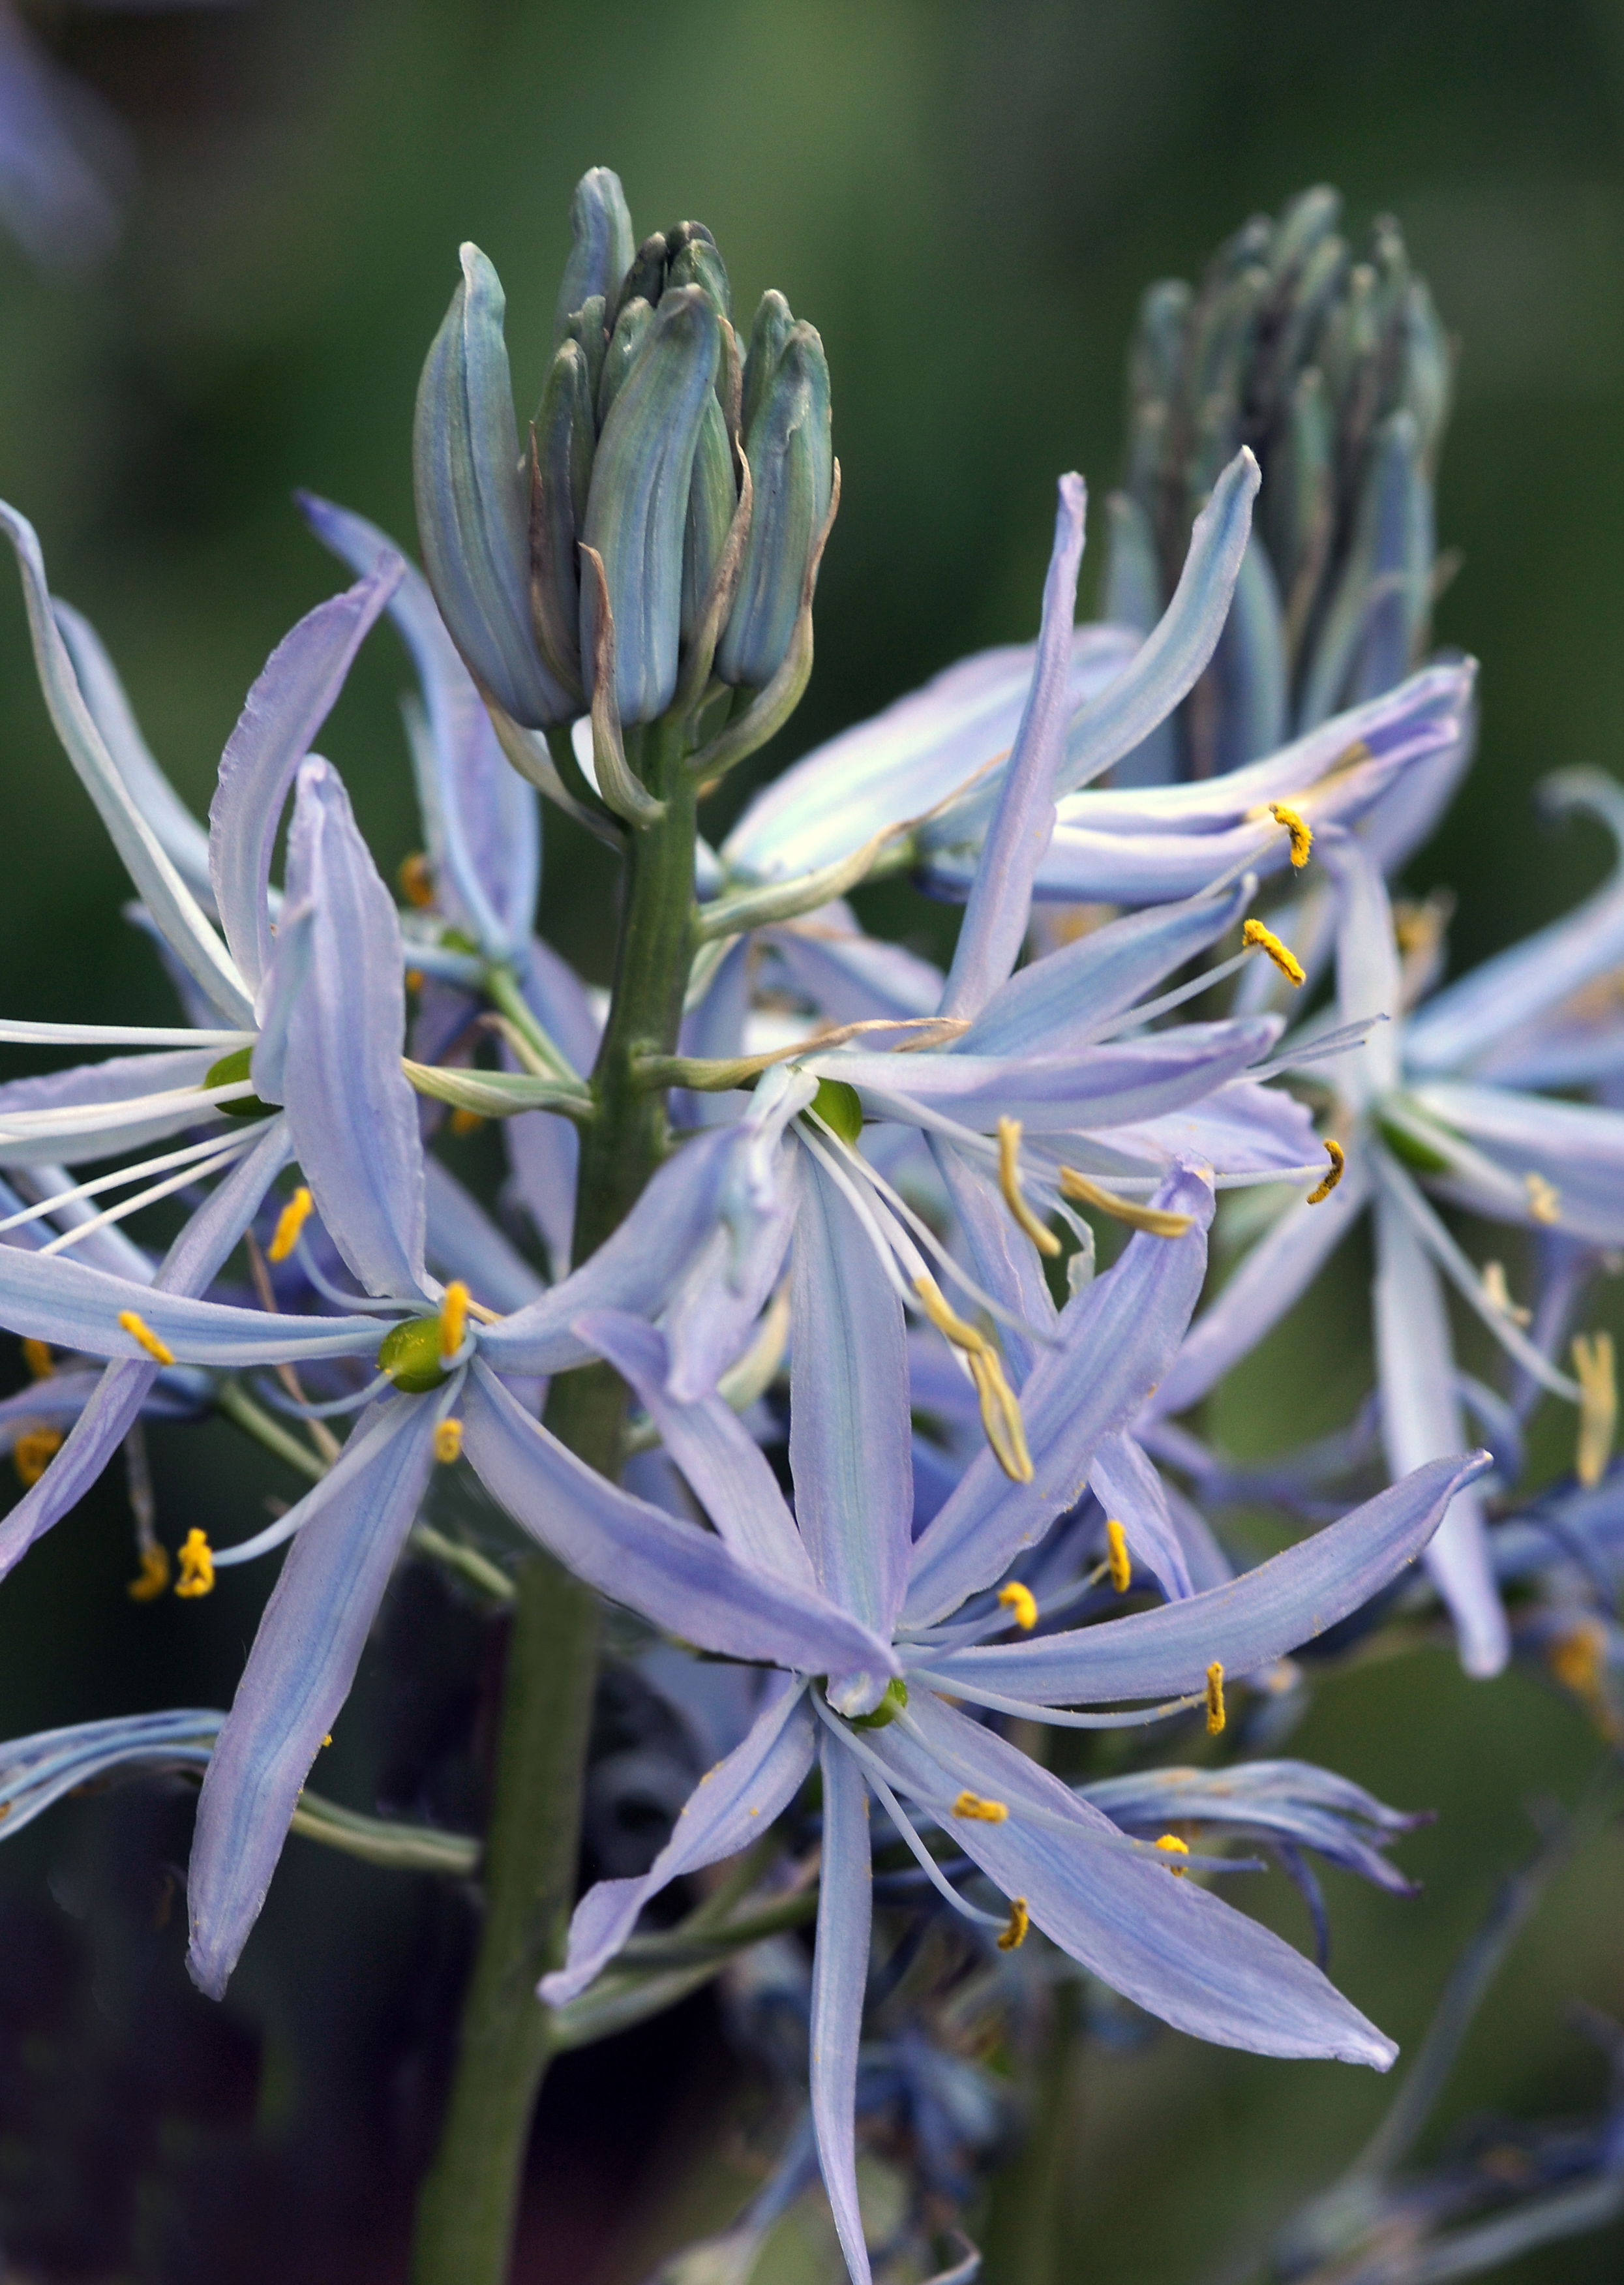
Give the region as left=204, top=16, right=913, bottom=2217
left=1205, top=1661, right=1226, bottom=1736
left=434, top=1417, right=464, bottom=1464
left=1056, top=1167, right=1195, bottom=1239
left=998, top=1581, right=1038, bottom=1630
left=398, top=852, right=435, bottom=909
left=1546, top=1619, right=1621, bottom=1740
left=997, top=1897, right=1030, bottom=1951
left=1482, top=1260, right=1531, bottom=1325
left=996, top=1117, right=1061, bottom=1258
left=174, top=1528, right=215, bottom=1599
left=12, top=1428, right=61, bottom=1488
left=404, top=968, right=425, bottom=994
left=1242, top=918, right=1306, bottom=987
left=952, top=1791, right=1009, bottom=1823
left=1105, top=1517, right=1132, bottom=1594
left=1305, top=1138, right=1346, bottom=1205
left=438, top=1280, right=470, bottom=1366
left=1526, top=1172, right=1561, bottom=1226
left=118, top=1311, right=175, bottom=1367
left=267, top=1186, right=314, bottom=1265
left=126, top=1543, right=170, bottom=1602
left=21, top=1338, right=52, bottom=1380
left=322, top=1733, right=333, bottom=1748
left=1269, top=802, right=1312, bottom=868
left=450, top=1108, right=485, bottom=1136
left=1154, top=1834, right=1190, bottom=1874
left=911, top=1275, right=1032, bottom=1484
left=1572, top=1332, right=1617, bottom=1490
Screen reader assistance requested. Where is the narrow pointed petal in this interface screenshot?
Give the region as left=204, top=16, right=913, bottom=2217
left=462, top=1363, right=897, bottom=1679
left=790, top=1157, right=912, bottom=1635
left=187, top=1394, right=440, bottom=1996
left=940, top=475, right=1087, bottom=1019
left=918, top=1453, right=1488, bottom=1705
left=1319, top=832, right=1401, bottom=1098
left=864, top=1695, right=1394, bottom=2067
left=541, top=1684, right=813, bottom=2006
left=1088, top=1429, right=1192, bottom=1599
left=0, top=502, right=252, bottom=1025
left=0, top=1709, right=222, bottom=1838
left=275, top=759, right=428, bottom=1301
left=208, top=562, right=401, bottom=995
left=1079, top=1759, right=1424, bottom=1894
left=811, top=1727, right=875, bottom=2285
left=905, top=1166, right=1213, bottom=1627
left=1107, top=1078, right=1320, bottom=1181
left=573, top=1310, right=813, bottom=1587
left=1413, top=1080, right=1624, bottom=1247
left=0, top=1241, right=380, bottom=1366
left=1373, top=1183, right=1508, bottom=1676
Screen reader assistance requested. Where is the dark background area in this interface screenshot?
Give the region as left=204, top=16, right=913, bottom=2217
left=0, top=2, right=1622, bottom=2278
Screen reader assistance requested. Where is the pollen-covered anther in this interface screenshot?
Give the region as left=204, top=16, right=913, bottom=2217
left=118, top=1310, right=175, bottom=1367
left=1305, top=1138, right=1346, bottom=1205
left=911, top=1275, right=1032, bottom=1484
left=1242, top=918, right=1306, bottom=987
left=438, top=1280, right=470, bottom=1367
left=1269, top=801, right=1313, bottom=868
left=952, top=1791, right=1009, bottom=1823
left=1205, top=1660, right=1226, bottom=1736
left=1057, top=1167, right=1194, bottom=1239
left=1546, top=1618, right=1621, bottom=1739
left=1572, top=1331, right=1617, bottom=1490
left=126, top=1543, right=170, bottom=1602
left=450, top=1109, right=485, bottom=1136
left=1154, top=1834, right=1190, bottom=1875
left=434, top=1417, right=464, bottom=1464
left=174, top=1529, right=215, bottom=1599
left=398, top=852, right=436, bottom=909
left=996, top=1116, right=1060, bottom=1258
left=267, top=1186, right=314, bottom=1265
left=1482, top=1260, right=1531, bottom=1325
left=997, top=1897, right=1030, bottom=1951
left=1105, top=1517, right=1132, bottom=1594
left=998, top=1581, right=1038, bottom=1630
left=13, top=1428, right=61, bottom=1488
left=1525, top=1172, right=1561, bottom=1226
left=21, top=1338, right=52, bottom=1380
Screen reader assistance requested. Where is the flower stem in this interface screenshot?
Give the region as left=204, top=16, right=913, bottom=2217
left=411, top=717, right=700, bottom=2285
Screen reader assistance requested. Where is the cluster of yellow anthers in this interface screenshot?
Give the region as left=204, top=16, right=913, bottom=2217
left=911, top=1272, right=1032, bottom=1484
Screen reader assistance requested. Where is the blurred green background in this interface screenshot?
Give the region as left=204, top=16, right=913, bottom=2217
left=1, top=1, right=1624, bottom=2278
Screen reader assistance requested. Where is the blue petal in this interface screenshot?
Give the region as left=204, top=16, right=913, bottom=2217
left=187, top=1392, right=441, bottom=1996
left=917, top=1453, right=1489, bottom=1705
left=1413, top=1082, right=1624, bottom=1247
left=1077, top=1759, right=1424, bottom=1894
left=760, top=908, right=944, bottom=1025
left=0, top=1708, right=222, bottom=1838
left=462, top=1361, right=899, bottom=1679
left=274, top=759, right=429, bottom=1302
left=811, top=1725, right=875, bottom=2285
left=208, top=562, right=400, bottom=997
left=929, top=1141, right=1055, bottom=1391
left=541, top=1684, right=814, bottom=2006
left=940, top=475, right=1087, bottom=1019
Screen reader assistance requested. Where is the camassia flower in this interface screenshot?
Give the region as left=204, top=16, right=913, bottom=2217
left=530, top=1181, right=1487, bottom=2285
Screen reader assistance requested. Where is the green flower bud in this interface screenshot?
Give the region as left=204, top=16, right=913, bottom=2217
left=739, top=289, right=794, bottom=447
left=597, top=295, right=653, bottom=427
left=564, top=292, right=609, bottom=410
left=611, top=230, right=668, bottom=327
left=682, top=391, right=736, bottom=643
left=666, top=227, right=731, bottom=323
left=551, top=166, right=635, bottom=346
left=717, top=320, right=832, bottom=690
left=528, top=337, right=596, bottom=693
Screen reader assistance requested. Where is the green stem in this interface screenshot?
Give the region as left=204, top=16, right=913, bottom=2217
left=412, top=715, right=700, bottom=2285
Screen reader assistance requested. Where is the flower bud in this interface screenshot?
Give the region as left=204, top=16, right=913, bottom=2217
left=682, top=391, right=736, bottom=643
left=717, top=319, right=832, bottom=690
left=414, top=243, right=573, bottom=728
left=666, top=225, right=731, bottom=322
left=740, top=289, right=794, bottom=447
left=563, top=292, right=608, bottom=408
left=551, top=166, right=635, bottom=346
left=580, top=283, right=721, bottom=724
left=528, top=337, right=596, bottom=693
left=597, top=295, right=653, bottom=428
left=611, top=230, right=668, bottom=326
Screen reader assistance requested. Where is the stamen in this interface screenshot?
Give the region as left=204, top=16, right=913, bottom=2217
left=1105, top=1517, right=1132, bottom=1594
left=1305, top=1138, right=1346, bottom=1205
left=996, top=1117, right=1061, bottom=1259
left=1155, top=1834, right=1190, bottom=1874
left=1572, top=1332, right=1617, bottom=1489
left=450, top=1109, right=485, bottom=1136
left=174, top=1529, right=215, bottom=1599
left=1242, top=918, right=1306, bottom=986
left=952, top=1791, right=1009, bottom=1823
left=998, top=1582, right=1038, bottom=1631
left=438, top=1281, right=470, bottom=1367
left=267, top=1187, right=314, bottom=1265
left=1482, top=1260, right=1531, bottom=1326
left=12, top=1428, right=60, bottom=1487
left=1269, top=802, right=1313, bottom=867
left=21, top=1338, right=52, bottom=1379
left=1205, top=1661, right=1226, bottom=1736
left=911, top=1274, right=1033, bottom=1483
left=405, top=969, right=425, bottom=994
left=1526, top=1172, right=1561, bottom=1225
left=126, top=1543, right=171, bottom=1602
left=997, top=1897, right=1030, bottom=1950
left=434, top=1417, right=464, bottom=1464
left=118, top=1311, right=175, bottom=1367
left=1057, top=1168, right=1195, bottom=1239
left=398, top=853, right=435, bottom=909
